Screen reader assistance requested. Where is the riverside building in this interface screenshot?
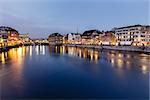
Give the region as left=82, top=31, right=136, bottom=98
left=114, top=25, right=150, bottom=46
left=81, top=30, right=102, bottom=45
left=19, top=34, right=30, bottom=42
left=99, top=31, right=117, bottom=45
left=68, top=33, right=81, bottom=44
left=0, top=26, right=20, bottom=46
left=48, top=33, right=63, bottom=45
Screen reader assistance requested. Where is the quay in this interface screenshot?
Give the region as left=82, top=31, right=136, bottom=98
left=0, top=45, right=19, bottom=52
left=1, top=44, right=150, bottom=54
left=0, top=43, right=32, bottom=52
left=65, top=44, right=150, bottom=54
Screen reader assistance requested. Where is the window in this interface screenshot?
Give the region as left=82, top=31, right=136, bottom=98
left=141, top=35, right=145, bottom=37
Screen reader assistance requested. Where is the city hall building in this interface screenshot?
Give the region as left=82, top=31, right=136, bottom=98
left=114, top=25, right=150, bottom=46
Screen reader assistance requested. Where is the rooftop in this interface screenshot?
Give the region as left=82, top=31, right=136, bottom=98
left=116, top=24, right=144, bottom=29
left=82, top=29, right=102, bottom=36
left=0, top=26, right=18, bottom=32
left=49, top=33, right=63, bottom=37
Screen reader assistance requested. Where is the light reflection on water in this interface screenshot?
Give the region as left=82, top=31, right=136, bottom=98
left=47, top=46, right=150, bottom=74
left=49, top=46, right=100, bottom=63
left=0, top=46, right=149, bottom=74
left=35, top=45, right=46, bottom=55
left=0, top=46, right=149, bottom=99
left=103, top=50, right=150, bottom=74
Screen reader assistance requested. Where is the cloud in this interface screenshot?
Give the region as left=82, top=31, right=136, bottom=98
left=0, top=10, right=70, bottom=39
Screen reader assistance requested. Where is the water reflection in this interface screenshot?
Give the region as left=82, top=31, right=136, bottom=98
left=0, top=47, right=31, bottom=97
left=105, top=51, right=150, bottom=74
left=1, top=52, right=8, bottom=64
left=0, top=47, right=23, bottom=64
left=48, top=46, right=100, bottom=63
left=0, top=46, right=149, bottom=99
left=0, top=46, right=149, bottom=75
left=35, top=45, right=46, bottom=55
left=29, top=46, right=32, bottom=57
left=48, top=46, right=150, bottom=74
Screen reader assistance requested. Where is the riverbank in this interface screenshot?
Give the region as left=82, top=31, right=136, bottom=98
left=65, top=44, right=150, bottom=54
left=0, top=44, right=31, bottom=52
left=1, top=44, right=150, bottom=54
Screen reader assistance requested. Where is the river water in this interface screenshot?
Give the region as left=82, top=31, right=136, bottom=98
left=0, top=46, right=149, bottom=99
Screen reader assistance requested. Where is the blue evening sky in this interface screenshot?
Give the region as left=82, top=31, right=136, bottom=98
left=0, top=0, right=149, bottom=38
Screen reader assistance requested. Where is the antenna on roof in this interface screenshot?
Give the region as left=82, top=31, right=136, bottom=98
left=77, top=27, right=78, bottom=33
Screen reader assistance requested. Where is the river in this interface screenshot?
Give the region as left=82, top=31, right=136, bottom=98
left=0, top=46, right=149, bottom=99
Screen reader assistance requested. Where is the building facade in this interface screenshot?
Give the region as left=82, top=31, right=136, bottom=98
left=62, top=34, right=68, bottom=44
left=48, top=33, right=63, bottom=45
left=19, top=33, right=30, bottom=43
left=114, top=25, right=150, bottom=46
left=33, top=39, right=49, bottom=45
left=99, top=31, right=117, bottom=45
left=81, top=30, right=102, bottom=45
left=0, top=26, right=19, bottom=46
left=68, top=33, right=81, bottom=44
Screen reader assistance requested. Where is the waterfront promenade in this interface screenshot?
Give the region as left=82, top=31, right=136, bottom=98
left=65, top=44, right=150, bottom=53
